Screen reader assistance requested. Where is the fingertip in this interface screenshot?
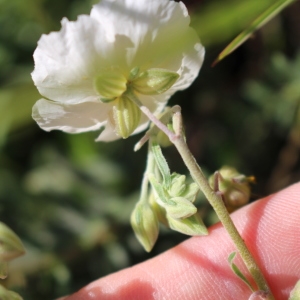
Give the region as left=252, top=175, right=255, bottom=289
left=64, top=183, right=300, bottom=300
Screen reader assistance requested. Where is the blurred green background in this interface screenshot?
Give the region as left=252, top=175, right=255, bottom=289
left=1, top=0, right=300, bottom=298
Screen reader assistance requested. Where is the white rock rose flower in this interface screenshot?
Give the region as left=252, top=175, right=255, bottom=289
left=32, top=0, right=204, bottom=141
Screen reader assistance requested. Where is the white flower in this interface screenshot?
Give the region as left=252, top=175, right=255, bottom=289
left=32, top=0, right=205, bottom=141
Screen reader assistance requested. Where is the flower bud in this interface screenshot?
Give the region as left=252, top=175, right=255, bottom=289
left=94, top=69, right=127, bottom=101
left=132, top=68, right=179, bottom=95
left=0, top=222, right=25, bottom=262
left=109, top=95, right=141, bottom=139
left=168, top=173, right=199, bottom=203
left=167, top=213, right=208, bottom=236
left=130, top=202, right=159, bottom=252
left=169, top=174, right=186, bottom=197
left=209, top=166, right=253, bottom=212
left=0, top=285, right=23, bottom=300
left=180, top=182, right=199, bottom=203
left=165, top=197, right=197, bottom=219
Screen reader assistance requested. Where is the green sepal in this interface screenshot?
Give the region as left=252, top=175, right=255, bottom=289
left=100, top=97, right=116, bottom=103
left=132, top=68, right=179, bottom=95
left=149, top=193, right=168, bottom=227
left=151, top=143, right=171, bottom=188
left=0, top=222, right=25, bottom=262
left=165, top=197, right=197, bottom=219
left=130, top=201, right=159, bottom=252
left=0, top=285, right=23, bottom=300
left=128, top=67, right=140, bottom=81
left=148, top=173, right=169, bottom=204
left=289, top=280, right=300, bottom=300
left=169, top=173, right=186, bottom=197
left=209, top=166, right=252, bottom=211
left=109, top=95, right=141, bottom=139
left=167, top=213, right=208, bottom=236
left=168, top=173, right=199, bottom=203
left=181, top=182, right=199, bottom=203
left=228, top=252, right=254, bottom=292
left=94, top=69, right=127, bottom=99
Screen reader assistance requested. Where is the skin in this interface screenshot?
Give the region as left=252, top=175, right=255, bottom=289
left=61, top=182, right=300, bottom=300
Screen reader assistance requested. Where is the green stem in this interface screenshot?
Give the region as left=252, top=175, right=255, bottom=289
left=173, top=134, right=273, bottom=297
left=133, top=98, right=274, bottom=298
left=139, top=143, right=156, bottom=204
left=125, top=88, right=176, bottom=139
left=173, top=110, right=274, bottom=298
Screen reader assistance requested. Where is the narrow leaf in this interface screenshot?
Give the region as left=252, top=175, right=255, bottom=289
left=228, top=252, right=255, bottom=292
left=213, top=0, right=297, bottom=65
left=148, top=173, right=169, bottom=204
left=151, top=142, right=171, bottom=187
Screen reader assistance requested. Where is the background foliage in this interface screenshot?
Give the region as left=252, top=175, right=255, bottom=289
left=0, top=0, right=300, bottom=298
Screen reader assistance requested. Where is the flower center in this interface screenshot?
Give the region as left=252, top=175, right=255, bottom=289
left=93, top=67, right=180, bottom=139
left=93, top=67, right=180, bottom=102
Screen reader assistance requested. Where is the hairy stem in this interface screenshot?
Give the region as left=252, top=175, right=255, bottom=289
left=172, top=127, right=272, bottom=296
left=134, top=99, right=274, bottom=298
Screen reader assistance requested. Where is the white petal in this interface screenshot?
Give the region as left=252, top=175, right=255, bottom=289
left=32, top=99, right=111, bottom=133
left=172, top=42, right=205, bottom=92
left=31, top=0, right=205, bottom=142
left=32, top=16, right=124, bottom=104
left=91, top=0, right=204, bottom=81
left=95, top=119, right=118, bottom=142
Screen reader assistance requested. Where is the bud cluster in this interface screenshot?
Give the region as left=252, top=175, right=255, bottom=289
left=131, top=143, right=207, bottom=252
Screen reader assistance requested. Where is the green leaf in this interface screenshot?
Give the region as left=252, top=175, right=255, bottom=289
left=169, top=173, right=186, bottom=197
left=213, top=0, right=297, bottom=65
left=151, top=142, right=171, bottom=188
left=289, top=280, right=300, bottom=300
left=167, top=213, right=208, bottom=236
left=148, top=173, right=169, bottom=204
left=228, top=252, right=254, bottom=292
left=0, top=222, right=25, bottom=262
